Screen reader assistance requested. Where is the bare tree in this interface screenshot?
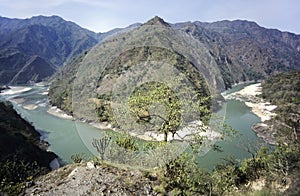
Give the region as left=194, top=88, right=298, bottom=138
left=92, top=136, right=111, bottom=160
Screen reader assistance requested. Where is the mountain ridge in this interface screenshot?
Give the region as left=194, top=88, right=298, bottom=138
left=0, top=15, right=143, bottom=84
left=49, top=16, right=300, bottom=124
left=0, top=15, right=99, bottom=84
left=1, top=15, right=300, bottom=86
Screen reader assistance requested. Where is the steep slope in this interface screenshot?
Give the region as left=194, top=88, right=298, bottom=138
left=173, top=20, right=300, bottom=88
left=10, top=55, right=56, bottom=84
left=0, top=101, right=57, bottom=194
left=50, top=17, right=300, bottom=120
left=49, top=52, right=87, bottom=114
left=0, top=15, right=98, bottom=84
left=50, top=16, right=219, bottom=123
left=259, top=71, right=300, bottom=145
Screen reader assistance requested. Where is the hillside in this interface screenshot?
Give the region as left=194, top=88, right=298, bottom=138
left=50, top=16, right=220, bottom=125
left=259, top=71, right=300, bottom=194
left=0, top=101, right=57, bottom=195
left=0, top=16, right=142, bottom=85
left=260, top=71, right=300, bottom=145
left=0, top=15, right=98, bottom=84
left=27, top=71, right=300, bottom=195
left=173, top=20, right=300, bottom=88
left=49, top=17, right=300, bottom=122
left=25, top=162, right=156, bottom=195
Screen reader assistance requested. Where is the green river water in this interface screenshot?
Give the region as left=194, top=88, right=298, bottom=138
left=0, top=84, right=262, bottom=169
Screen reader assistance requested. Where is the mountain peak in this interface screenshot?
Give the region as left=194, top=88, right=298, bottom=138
left=144, top=16, right=170, bottom=27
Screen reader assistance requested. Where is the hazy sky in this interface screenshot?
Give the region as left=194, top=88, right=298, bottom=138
left=0, top=0, right=299, bottom=34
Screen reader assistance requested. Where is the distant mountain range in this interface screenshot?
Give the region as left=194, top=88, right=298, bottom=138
left=0, top=15, right=300, bottom=85
left=0, top=15, right=137, bottom=84
left=172, top=20, right=300, bottom=88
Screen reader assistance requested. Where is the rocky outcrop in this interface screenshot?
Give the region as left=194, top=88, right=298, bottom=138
left=25, top=162, right=157, bottom=195
left=252, top=123, right=277, bottom=145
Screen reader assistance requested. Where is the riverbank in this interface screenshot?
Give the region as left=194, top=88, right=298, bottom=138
left=47, top=106, right=74, bottom=120
left=224, top=83, right=277, bottom=122
left=223, top=83, right=277, bottom=144
left=90, top=120, right=221, bottom=142
left=0, top=86, right=32, bottom=95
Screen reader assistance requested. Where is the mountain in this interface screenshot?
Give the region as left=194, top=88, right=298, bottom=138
left=0, top=15, right=143, bottom=85
left=49, top=16, right=300, bottom=120
left=50, top=16, right=220, bottom=122
left=173, top=20, right=300, bottom=88
left=0, top=15, right=99, bottom=84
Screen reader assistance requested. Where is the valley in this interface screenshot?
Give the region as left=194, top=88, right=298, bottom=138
left=0, top=83, right=261, bottom=166
left=0, top=15, right=299, bottom=195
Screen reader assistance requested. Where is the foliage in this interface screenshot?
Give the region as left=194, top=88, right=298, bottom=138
left=154, top=71, right=300, bottom=195
left=261, top=71, right=300, bottom=146
left=70, top=153, right=86, bottom=163
left=0, top=157, right=45, bottom=195
left=128, top=82, right=182, bottom=142
left=0, top=101, right=55, bottom=195
left=49, top=52, right=87, bottom=114
left=114, top=133, right=139, bottom=151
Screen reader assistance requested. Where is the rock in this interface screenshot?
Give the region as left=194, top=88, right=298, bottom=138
left=68, top=167, right=79, bottom=178
left=86, top=161, right=95, bottom=169
left=25, top=162, right=157, bottom=195
left=252, top=123, right=277, bottom=145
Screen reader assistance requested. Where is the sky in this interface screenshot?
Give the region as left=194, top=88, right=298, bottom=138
left=0, top=0, right=299, bottom=34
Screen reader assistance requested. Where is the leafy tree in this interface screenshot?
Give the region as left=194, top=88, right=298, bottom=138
left=128, top=80, right=210, bottom=142
left=129, top=82, right=182, bottom=142
left=0, top=157, right=44, bottom=195
left=155, top=153, right=213, bottom=195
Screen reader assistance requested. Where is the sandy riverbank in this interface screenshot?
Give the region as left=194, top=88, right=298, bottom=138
left=224, top=83, right=278, bottom=144
left=47, top=106, right=74, bottom=120
left=23, top=104, right=38, bottom=110
left=0, top=86, right=32, bottom=95
left=91, top=120, right=222, bottom=142
left=224, top=83, right=277, bottom=122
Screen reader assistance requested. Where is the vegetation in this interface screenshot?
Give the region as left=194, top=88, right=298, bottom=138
left=0, top=101, right=56, bottom=195
left=128, top=81, right=210, bottom=142
left=93, top=46, right=211, bottom=126
left=49, top=52, right=87, bottom=114
left=154, top=71, right=300, bottom=195
left=153, top=143, right=299, bottom=195
left=46, top=18, right=300, bottom=194
left=70, top=153, right=86, bottom=163
left=89, top=71, right=300, bottom=195
left=261, top=71, right=300, bottom=145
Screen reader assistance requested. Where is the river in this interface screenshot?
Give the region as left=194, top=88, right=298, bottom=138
left=0, top=84, right=262, bottom=168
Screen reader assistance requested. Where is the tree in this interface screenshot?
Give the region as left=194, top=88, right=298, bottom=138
left=129, top=82, right=181, bottom=142
left=128, top=81, right=210, bottom=142
left=92, top=136, right=111, bottom=160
